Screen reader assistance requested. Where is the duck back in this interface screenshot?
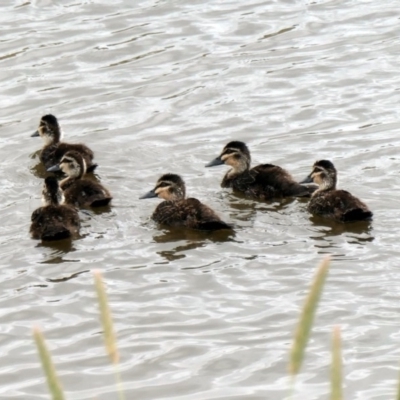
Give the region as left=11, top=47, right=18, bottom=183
left=30, top=205, right=80, bottom=241
left=222, top=164, right=311, bottom=200
left=308, top=189, right=372, bottom=222
left=61, top=178, right=112, bottom=208
left=41, top=142, right=97, bottom=172
left=152, top=198, right=231, bottom=230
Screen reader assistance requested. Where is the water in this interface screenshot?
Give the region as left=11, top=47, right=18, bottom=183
left=1, top=0, right=400, bottom=398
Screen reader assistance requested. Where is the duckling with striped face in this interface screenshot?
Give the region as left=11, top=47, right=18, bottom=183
left=30, top=176, right=80, bottom=241
left=140, top=173, right=232, bottom=231
left=32, top=114, right=97, bottom=172
left=206, top=141, right=314, bottom=200
left=48, top=150, right=112, bottom=208
left=301, top=160, right=372, bottom=222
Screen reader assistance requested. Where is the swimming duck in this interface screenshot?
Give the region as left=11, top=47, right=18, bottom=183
left=205, top=141, right=313, bottom=200
left=300, top=160, right=373, bottom=222
left=30, top=176, right=80, bottom=241
left=32, top=114, right=98, bottom=172
left=140, top=173, right=232, bottom=230
left=47, top=150, right=112, bottom=208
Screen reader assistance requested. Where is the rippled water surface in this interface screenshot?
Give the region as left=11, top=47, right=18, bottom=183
left=1, top=0, right=400, bottom=398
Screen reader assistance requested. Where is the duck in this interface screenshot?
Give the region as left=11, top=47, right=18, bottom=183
left=30, top=176, right=80, bottom=241
left=300, top=160, right=373, bottom=222
left=47, top=150, right=112, bottom=208
left=31, top=114, right=98, bottom=172
left=205, top=141, right=314, bottom=200
left=139, top=173, right=232, bottom=231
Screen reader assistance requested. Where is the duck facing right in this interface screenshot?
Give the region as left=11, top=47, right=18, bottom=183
left=301, top=160, right=372, bottom=223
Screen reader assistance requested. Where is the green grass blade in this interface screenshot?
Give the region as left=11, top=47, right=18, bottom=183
left=289, top=256, right=330, bottom=376
left=33, top=327, right=65, bottom=400
left=93, top=271, right=125, bottom=400
left=396, top=366, right=400, bottom=400
left=331, top=326, right=343, bottom=400
left=93, top=270, right=119, bottom=365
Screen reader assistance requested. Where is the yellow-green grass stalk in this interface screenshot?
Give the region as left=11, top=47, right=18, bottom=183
left=396, top=366, right=400, bottom=400
left=33, top=327, right=65, bottom=400
left=289, top=256, right=330, bottom=378
left=93, top=270, right=125, bottom=400
left=331, top=325, right=343, bottom=400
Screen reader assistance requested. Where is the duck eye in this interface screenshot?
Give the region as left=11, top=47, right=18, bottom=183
left=224, top=149, right=233, bottom=155
left=157, top=182, right=168, bottom=188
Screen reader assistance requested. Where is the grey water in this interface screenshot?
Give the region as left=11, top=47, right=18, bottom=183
left=0, top=0, right=399, bottom=399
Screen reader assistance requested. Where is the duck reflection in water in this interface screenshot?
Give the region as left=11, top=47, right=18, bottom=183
left=153, top=227, right=234, bottom=262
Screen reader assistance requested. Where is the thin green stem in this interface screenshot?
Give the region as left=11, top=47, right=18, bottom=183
left=33, top=327, right=65, bottom=400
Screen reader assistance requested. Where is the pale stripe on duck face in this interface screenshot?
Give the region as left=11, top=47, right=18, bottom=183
left=221, top=146, right=250, bottom=175
left=59, top=153, right=87, bottom=179
left=154, top=178, right=186, bottom=201
left=309, top=161, right=338, bottom=193
left=206, top=141, right=251, bottom=175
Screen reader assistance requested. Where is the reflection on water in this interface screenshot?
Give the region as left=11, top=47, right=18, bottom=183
left=309, top=215, right=374, bottom=238
left=46, top=269, right=90, bottom=283
left=154, top=226, right=235, bottom=261
left=37, top=238, right=77, bottom=262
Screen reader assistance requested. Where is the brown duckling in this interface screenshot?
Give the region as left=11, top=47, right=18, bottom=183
left=47, top=150, right=112, bottom=208
left=140, top=173, right=232, bottom=231
left=300, top=160, right=373, bottom=222
left=32, top=114, right=98, bottom=172
left=30, top=176, right=80, bottom=241
left=206, top=141, right=314, bottom=200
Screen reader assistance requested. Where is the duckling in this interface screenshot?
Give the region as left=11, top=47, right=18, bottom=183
left=30, top=176, right=80, bottom=241
left=32, top=114, right=98, bottom=172
left=205, top=141, right=313, bottom=200
left=140, top=173, right=232, bottom=231
left=300, top=160, right=373, bottom=222
left=47, top=150, right=112, bottom=208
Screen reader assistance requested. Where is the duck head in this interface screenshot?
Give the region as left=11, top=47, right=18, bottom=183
left=205, top=141, right=251, bottom=174
left=140, top=173, right=186, bottom=201
left=47, top=150, right=86, bottom=178
left=301, top=160, right=337, bottom=191
left=31, top=114, right=62, bottom=145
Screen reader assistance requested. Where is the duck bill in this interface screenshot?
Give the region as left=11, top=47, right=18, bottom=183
left=300, top=174, right=313, bottom=184
left=139, top=189, right=158, bottom=199
left=31, top=130, right=40, bottom=137
left=205, top=156, right=224, bottom=167
left=47, top=164, right=61, bottom=172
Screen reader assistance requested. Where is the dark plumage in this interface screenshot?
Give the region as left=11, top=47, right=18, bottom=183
left=205, top=141, right=314, bottom=200
left=30, top=176, right=80, bottom=241
left=32, top=114, right=97, bottom=172
left=140, top=173, right=232, bottom=230
left=48, top=150, right=112, bottom=208
left=301, top=160, right=373, bottom=222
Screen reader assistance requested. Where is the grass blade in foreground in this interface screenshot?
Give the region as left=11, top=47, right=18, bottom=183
left=94, top=270, right=119, bottom=364
left=289, top=256, right=330, bottom=376
left=396, top=365, right=400, bottom=400
left=331, top=326, right=343, bottom=400
left=93, top=270, right=125, bottom=400
left=33, top=327, right=65, bottom=400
